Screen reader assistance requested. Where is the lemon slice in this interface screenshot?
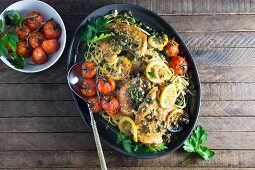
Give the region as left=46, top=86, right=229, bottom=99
left=102, top=56, right=132, bottom=80
left=159, top=84, right=177, bottom=108
left=118, top=116, right=138, bottom=142
left=146, top=61, right=173, bottom=83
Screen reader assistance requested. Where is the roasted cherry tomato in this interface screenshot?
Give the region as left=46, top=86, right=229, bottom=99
left=42, top=19, right=62, bottom=39
left=26, top=11, right=44, bottom=31
left=16, top=41, right=33, bottom=57
left=13, top=23, right=30, bottom=40
left=101, top=96, right=120, bottom=116
left=41, top=39, right=60, bottom=54
left=32, top=47, right=48, bottom=64
left=169, top=56, right=188, bottom=75
left=165, top=39, right=179, bottom=57
left=81, top=78, right=97, bottom=97
left=86, top=96, right=102, bottom=113
left=81, top=61, right=96, bottom=79
left=98, top=78, right=116, bottom=95
left=29, top=32, right=45, bottom=49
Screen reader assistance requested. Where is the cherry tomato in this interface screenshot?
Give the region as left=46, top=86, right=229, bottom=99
left=81, top=78, right=97, bottom=97
left=26, top=11, right=44, bottom=31
left=32, top=47, right=48, bottom=64
left=98, top=78, right=116, bottom=95
left=101, top=96, right=120, bottom=116
left=165, top=39, right=179, bottom=57
left=86, top=96, right=102, bottom=113
left=169, top=56, right=188, bottom=75
left=81, top=61, right=96, bottom=79
left=13, top=23, right=30, bottom=40
left=41, top=39, right=60, bottom=54
left=29, top=32, right=45, bottom=49
left=42, top=19, right=62, bottom=39
left=16, top=41, right=33, bottom=57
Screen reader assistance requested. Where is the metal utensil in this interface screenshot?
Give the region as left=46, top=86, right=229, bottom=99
left=67, top=62, right=107, bottom=170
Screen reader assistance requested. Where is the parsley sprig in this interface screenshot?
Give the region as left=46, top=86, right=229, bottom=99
left=117, top=133, right=168, bottom=154
left=0, top=10, right=27, bottom=69
left=181, top=125, right=215, bottom=164
left=79, top=16, right=112, bottom=59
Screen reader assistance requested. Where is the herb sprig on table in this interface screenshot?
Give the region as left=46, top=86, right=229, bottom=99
left=181, top=125, right=215, bottom=164
left=79, top=16, right=112, bottom=59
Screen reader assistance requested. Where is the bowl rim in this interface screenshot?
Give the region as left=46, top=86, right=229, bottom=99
left=0, top=0, right=67, bottom=73
left=67, top=3, right=201, bottom=159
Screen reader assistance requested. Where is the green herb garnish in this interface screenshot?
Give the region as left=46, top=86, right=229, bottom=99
left=4, top=10, right=21, bottom=26
left=147, top=71, right=155, bottom=78
left=181, top=125, right=215, bottom=164
left=79, top=16, right=112, bottom=59
left=117, top=132, right=168, bottom=154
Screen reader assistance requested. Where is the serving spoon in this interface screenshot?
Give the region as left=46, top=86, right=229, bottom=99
left=67, top=62, right=107, bottom=170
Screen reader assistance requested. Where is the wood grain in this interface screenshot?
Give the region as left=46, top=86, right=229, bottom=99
left=61, top=15, right=255, bottom=32
left=1, top=0, right=253, bottom=16
left=0, top=116, right=253, bottom=132
left=0, top=132, right=253, bottom=150
left=0, top=150, right=254, bottom=168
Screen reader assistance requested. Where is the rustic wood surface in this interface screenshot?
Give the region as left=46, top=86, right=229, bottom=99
left=0, top=0, right=255, bottom=169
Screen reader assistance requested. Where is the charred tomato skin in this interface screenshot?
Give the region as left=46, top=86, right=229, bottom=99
left=86, top=96, right=103, bottom=113
left=16, top=41, right=33, bottom=57
left=169, top=56, right=188, bottom=75
left=42, top=19, right=62, bottom=39
left=26, top=11, right=44, bottom=31
left=81, top=61, right=97, bottom=79
left=102, top=96, right=120, bottom=116
left=81, top=78, right=97, bottom=97
left=97, top=78, right=116, bottom=95
left=29, top=32, right=46, bottom=49
left=41, top=39, right=60, bottom=54
left=13, top=23, right=30, bottom=40
left=32, top=47, right=48, bottom=64
left=165, top=39, right=179, bottom=57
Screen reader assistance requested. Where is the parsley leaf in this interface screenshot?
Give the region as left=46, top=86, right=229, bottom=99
left=117, top=132, right=168, bottom=154
left=4, top=10, right=21, bottom=26
left=147, top=71, right=155, bottom=78
left=181, top=125, right=215, bottom=164
left=7, top=55, right=26, bottom=69
left=79, top=16, right=112, bottom=60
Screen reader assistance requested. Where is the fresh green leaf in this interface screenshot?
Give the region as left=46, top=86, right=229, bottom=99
left=7, top=55, right=26, bottom=69
left=89, top=33, right=112, bottom=43
left=87, top=17, right=109, bottom=34
left=4, top=10, right=21, bottom=26
left=146, top=143, right=168, bottom=153
left=122, top=137, right=133, bottom=153
left=0, top=19, right=3, bottom=32
left=79, top=26, right=92, bottom=42
left=192, top=125, right=207, bottom=146
left=182, top=125, right=215, bottom=163
left=116, top=132, right=168, bottom=154
left=147, top=71, right=155, bottom=78
left=0, top=41, right=8, bottom=55
left=116, top=133, right=126, bottom=144
left=2, top=32, right=19, bottom=52
left=195, top=146, right=215, bottom=160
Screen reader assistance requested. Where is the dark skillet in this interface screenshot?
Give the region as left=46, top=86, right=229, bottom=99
left=67, top=3, right=201, bottom=159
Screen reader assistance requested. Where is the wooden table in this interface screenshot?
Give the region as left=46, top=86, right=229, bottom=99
left=0, top=0, right=255, bottom=169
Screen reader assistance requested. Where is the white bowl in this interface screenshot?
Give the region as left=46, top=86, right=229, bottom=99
left=0, top=0, right=66, bottom=73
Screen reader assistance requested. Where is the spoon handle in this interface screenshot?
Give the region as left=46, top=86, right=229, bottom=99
left=91, top=116, right=108, bottom=170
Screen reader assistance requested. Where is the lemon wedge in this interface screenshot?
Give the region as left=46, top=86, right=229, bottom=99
left=118, top=116, right=138, bottom=142
left=145, top=61, right=173, bottom=83
left=159, top=84, right=177, bottom=108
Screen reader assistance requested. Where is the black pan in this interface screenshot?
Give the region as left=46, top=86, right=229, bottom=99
left=67, top=3, right=201, bottom=159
